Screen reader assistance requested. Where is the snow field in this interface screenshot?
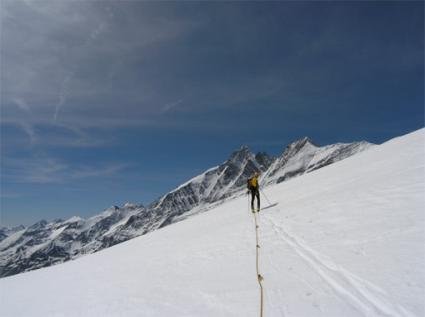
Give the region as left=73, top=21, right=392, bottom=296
left=0, top=129, right=423, bottom=317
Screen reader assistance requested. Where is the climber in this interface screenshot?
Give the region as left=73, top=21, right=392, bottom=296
left=247, top=172, right=260, bottom=212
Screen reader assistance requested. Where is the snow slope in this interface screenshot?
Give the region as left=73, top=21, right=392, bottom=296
left=0, top=129, right=423, bottom=317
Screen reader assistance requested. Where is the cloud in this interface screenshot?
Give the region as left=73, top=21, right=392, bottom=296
left=12, top=157, right=69, bottom=184
left=3, top=155, right=129, bottom=184
left=1, top=1, right=423, bottom=144
left=70, top=163, right=129, bottom=179
left=0, top=1, right=291, bottom=132
left=17, top=121, right=37, bottom=144
left=161, top=99, right=184, bottom=113
left=2, top=117, right=114, bottom=149
left=54, top=20, right=108, bottom=122
left=1, top=0, right=203, bottom=126
left=2, top=1, right=298, bottom=132
left=45, top=123, right=115, bottom=148
left=54, top=72, right=73, bottom=122
left=12, top=98, right=30, bottom=112
left=0, top=192, right=22, bottom=199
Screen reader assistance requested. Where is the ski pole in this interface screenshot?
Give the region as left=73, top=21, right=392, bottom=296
left=259, top=188, right=272, bottom=205
left=248, top=193, right=250, bottom=214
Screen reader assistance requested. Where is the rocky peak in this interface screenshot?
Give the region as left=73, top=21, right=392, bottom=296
left=280, top=137, right=317, bottom=159
left=227, top=145, right=253, bottom=165
left=288, top=136, right=316, bottom=149
left=28, top=220, right=48, bottom=231
left=255, top=152, right=274, bottom=170
left=123, top=202, right=143, bottom=210
left=102, top=205, right=120, bottom=213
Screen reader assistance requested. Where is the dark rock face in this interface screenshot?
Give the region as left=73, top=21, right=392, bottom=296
left=0, top=138, right=373, bottom=278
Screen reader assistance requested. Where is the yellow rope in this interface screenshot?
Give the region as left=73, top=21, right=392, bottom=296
left=253, top=210, right=264, bottom=317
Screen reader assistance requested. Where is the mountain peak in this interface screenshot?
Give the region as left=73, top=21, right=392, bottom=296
left=228, top=145, right=252, bottom=163
left=278, top=136, right=317, bottom=159
left=291, top=136, right=317, bottom=147
left=64, top=216, right=83, bottom=224
left=233, top=145, right=251, bottom=155
left=123, top=202, right=143, bottom=210
left=28, top=219, right=48, bottom=230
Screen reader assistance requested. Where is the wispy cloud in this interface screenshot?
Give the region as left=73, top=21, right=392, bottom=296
left=0, top=192, right=22, bottom=199
left=8, top=97, right=37, bottom=144
left=3, top=156, right=129, bottom=184
left=2, top=0, right=293, bottom=134
left=2, top=119, right=114, bottom=149
left=1, top=0, right=203, bottom=128
left=54, top=72, right=74, bottom=122
left=54, top=21, right=107, bottom=122
left=49, top=123, right=115, bottom=148
left=70, top=163, right=129, bottom=179
left=161, top=99, right=184, bottom=114
left=17, top=121, right=37, bottom=145
left=12, top=98, right=30, bottom=112
left=15, top=158, right=68, bottom=184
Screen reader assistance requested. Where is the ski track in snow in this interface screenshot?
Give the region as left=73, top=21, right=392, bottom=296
left=261, top=207, right=415, bottom=317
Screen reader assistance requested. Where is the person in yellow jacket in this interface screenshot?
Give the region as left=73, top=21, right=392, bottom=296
left=247, top=172, right=260, bottom=212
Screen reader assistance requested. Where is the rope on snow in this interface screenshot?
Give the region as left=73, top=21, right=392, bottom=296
left=249, top=194, right=264, bottom=317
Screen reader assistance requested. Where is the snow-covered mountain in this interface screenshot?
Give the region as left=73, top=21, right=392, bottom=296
left=0, top=225, right=25, bottom=243
left=0, top=129, right=423, bottom=317
left=0, top=204, right=144, bottom=277
left=0, top=137, right=372, bottom=278
left=261, top=137, right=372, bottom=185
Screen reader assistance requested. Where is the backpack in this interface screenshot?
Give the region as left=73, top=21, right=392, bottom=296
left=247, top=177, right=258, bottom=190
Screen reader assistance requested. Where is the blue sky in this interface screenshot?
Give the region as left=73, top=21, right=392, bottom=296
left=1, top=1, right=424, bottom=226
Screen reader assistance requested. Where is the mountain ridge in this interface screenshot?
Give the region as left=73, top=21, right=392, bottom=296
left=0, top=136, right=373, bottom=278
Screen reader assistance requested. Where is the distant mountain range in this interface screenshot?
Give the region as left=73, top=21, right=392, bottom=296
left=0, top=137, right=373, bottom=278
